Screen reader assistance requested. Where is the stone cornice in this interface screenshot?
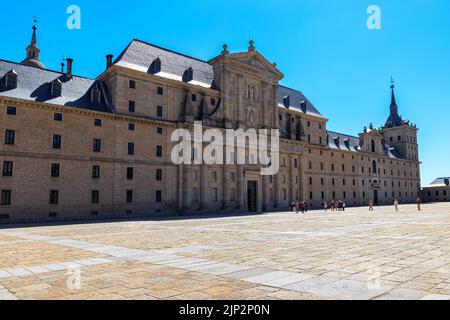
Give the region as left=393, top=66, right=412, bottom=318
left=0, top=97, right=178, bottom=128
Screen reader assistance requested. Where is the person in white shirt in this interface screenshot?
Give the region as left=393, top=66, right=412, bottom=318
left=394, top=199, right=399, bottom=212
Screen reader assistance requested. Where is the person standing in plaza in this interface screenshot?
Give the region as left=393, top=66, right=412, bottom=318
left=342, top=201, right=346, bottom=212
left=394, top=199, right=399, bottom=212
left=369, top=199, right=374, bottom=212
left=416, top=197, right=422, bottom=211
left=331, top=200, right=335, bottom=212
left=294, top=201, right=300, bottom=214
left=323, top=201, right=328, bottom=212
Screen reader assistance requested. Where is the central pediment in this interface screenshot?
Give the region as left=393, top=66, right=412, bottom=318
left=208, top=44, right=284, bottom=81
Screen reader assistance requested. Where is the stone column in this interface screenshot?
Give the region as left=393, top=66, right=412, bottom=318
left=261, top=82, right=268, bottom=128
left=273, top=172, right=279, bottom=208
left=272, top=85, right=279, bottom=129
left=299, top=156, right=306, bottom=201
left=222, top=69, right=233, bottom=129
left=262, top=175, right=270, bottom=211
left=236, top=74, right=244, bottom=129
left=183, top=165, right=192, bottom=211
left=178, top=165, right=184, bottom=214
left=199, top=164, right=207, bottom=211
left=222, top=165, right=230, bottom=210
left=289, top=154, right=295, bottom=201
left=236, top=165, right=245, bottom=209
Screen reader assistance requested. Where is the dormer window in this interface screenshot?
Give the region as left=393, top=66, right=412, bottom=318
left=4, top=70, right=18, bottom=89
left=283, top=96, right=290, bottom=108
left=50, top=79, right=62, bottom=97
left=149, top=58, right=162, bottom=74
left=91, top=85, right=101, bottom=104
left=183, top=67, right=194, bottom=82
left=300, top=100, right=307, bottom=113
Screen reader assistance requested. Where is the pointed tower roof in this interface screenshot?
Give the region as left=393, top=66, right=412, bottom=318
left=384, top=78, right=404, bottom=128
left=21, top=19, right=45, bottom=69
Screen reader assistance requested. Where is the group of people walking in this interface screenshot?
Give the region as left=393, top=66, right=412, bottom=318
left=291, top=201, right=309, bottom=214
left=291, top=197, right=423, bottom=214
left=323, top=200, right=346, bottom=212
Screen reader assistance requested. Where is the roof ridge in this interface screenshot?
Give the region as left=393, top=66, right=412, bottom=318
left=132, top=39, right=209, bottom=64
left=0, top=58, right=94, bottom=80
left=327, top=131, right=359, bottom=139
left=278, top=84, right=303, bottom=93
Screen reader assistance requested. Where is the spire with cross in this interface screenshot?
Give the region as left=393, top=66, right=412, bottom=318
left=20, top=17, right=45, bottom=69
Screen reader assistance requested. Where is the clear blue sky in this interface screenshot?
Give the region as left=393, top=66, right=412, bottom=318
left=1, top=0, right=449, bottom=185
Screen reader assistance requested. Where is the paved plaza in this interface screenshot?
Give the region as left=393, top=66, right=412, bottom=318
left=1, top=203, right=450, bottom=300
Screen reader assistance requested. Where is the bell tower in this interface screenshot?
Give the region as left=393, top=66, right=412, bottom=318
left=381, top=79, right=419, bottom=161
left=21, top=18, right=45, bottom=69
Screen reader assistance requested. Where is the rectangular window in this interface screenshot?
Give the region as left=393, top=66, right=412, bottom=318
left=93, top=139, right=101, bottom=152
left=1, top=190, right=11, bottom=205
left=156, top=169, right=162, bottom=181
left=94, top=119, right=102, bottom=127
left=157, top=127, right=163, bottom=134
left=128, top=143, right=135, bottom=155
left=129, top=80, right=136, bottom=89
left=92, top=191, right=100, bottom=204
left=156, top=190, right=162, bottom=203
left=50, top=190, right=59, bottom=204
left=156, top=145, right=163, bottom=158
left=5, top=130, right=15, bottom=145
left=92, top=165, right=100, bottom=179
left=6, top=106, right=16, bottom=115
left=2, top=161, right=13, bottom=177
left=156, top=106, right=163, bottom=118
left=157, top=87, right=164, bottom=95
left=126, top=190, right=133, bottom=203
left=129, top=101, right=135, bottom=113
left=128, top=123, right=135, bottom=131
left=127, top=167, right=134, bottom=180
left=211, top=98, right=216, bottom=106
left=51, top=163, right=60, bottom=178
left=54, top=113, right=63, bottom=121
left=191, top=94, right=197, bottom=102
left=52, top=135, right=61, bottom=149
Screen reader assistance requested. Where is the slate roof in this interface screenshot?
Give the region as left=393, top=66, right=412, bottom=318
left=114, top=39, right=216, bottom=89
left=327, top=131, right=361, bottom=152
left=424, top=178, right=450, bottom=188
left=278, top=85, right=324, bottom=118
left=327, top=131, right=402, bottom=159
left=0, top=59, right=112, bottom=113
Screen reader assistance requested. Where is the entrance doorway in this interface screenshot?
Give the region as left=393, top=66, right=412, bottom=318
left=247, top=181, right=258, bottom=212
left=374, top=190, right=379, bottom=205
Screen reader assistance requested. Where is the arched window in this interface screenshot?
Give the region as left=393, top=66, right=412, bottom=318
left=372, top=160, right=377, bottom=175
left=371, top=139, right=376, bottom=153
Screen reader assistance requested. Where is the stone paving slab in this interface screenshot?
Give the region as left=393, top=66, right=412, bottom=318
left=375, top=288, right=428, bottom=300
left=1, top=203, right=450, bottom=300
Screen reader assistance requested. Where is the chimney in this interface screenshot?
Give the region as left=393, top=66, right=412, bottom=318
left=106, top=54, right=113, bottom=69
left=66, top=58, right=73, bottom=78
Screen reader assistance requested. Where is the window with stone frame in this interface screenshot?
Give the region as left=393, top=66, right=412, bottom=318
left=1, top=190, right=11, bottom=205
left=2, top=161, right=13, bottom=177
